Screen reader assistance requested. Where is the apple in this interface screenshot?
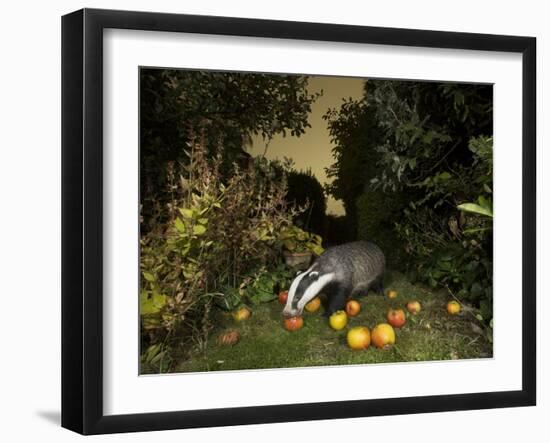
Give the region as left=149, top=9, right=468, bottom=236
left=371, top=323, right=396, bottom=349
left=347, top=326, right=371, bottom=350
left=406, top=300, right=421, bottom=315
left=232, top=307, right=251, bottom=321
left=217, top=329, right=240, bottom=346
left=447, top=300, right=461, bottom=315
left=387, top=289, right=398, bottom=299
left=305, top=297, right=321, bottom=312
left=387, top=308, right=406, bottom=328
left=345, top=299, right=361, bottom=317
left=283, top=316, right=304, bottom=331
left=329, top=310, right=348, bottom=330
left=278, top=290, right=289, bottom=305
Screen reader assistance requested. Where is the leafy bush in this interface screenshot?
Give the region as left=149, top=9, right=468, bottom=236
left=394, top=137, right=493, bottom=319
left=279, top=225, right=324, bottom=256
left=356, top=190, right=405, bottom=267
left=140, top=69, right=321, bottom=231
left=323, top=79, right=493, bottom=321
left=140, top=139, right=298, bottom=372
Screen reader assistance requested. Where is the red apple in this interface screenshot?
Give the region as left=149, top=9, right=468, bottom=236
left=278, top=290, right=289, bottom=305
left=345, top=299, right=361, bottom=317
left=284, top=316, right=304, bottom=331
left=386, top=308, right=406, bottom=328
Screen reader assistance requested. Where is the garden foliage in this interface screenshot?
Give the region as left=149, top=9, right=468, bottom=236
left=140, top=140, right=299, bottom=371
left=324, top=80, right=493, bottom=321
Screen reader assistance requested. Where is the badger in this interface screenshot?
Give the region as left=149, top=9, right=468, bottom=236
left=282, top=241, right=385, bottom=318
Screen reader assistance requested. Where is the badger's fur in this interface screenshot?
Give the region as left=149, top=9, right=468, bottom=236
left=283, top=241, right=385, bottom=318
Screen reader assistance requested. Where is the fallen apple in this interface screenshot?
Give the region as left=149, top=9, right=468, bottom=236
left=347, top=326, right=371, bottom=350
left=284, top=316, right=304, bottom=331
left=278, top=290, right=289, bottom=305
left=386, top=308, right=406, bottom=328
left=371, top=323, right=396, bottom=349
left=406, top=300, right=421, bottom=315
left=387, top=289, right=398, bottom=299
left=345, top=299, right=361, bottom=317
left=217, top=329, right=240, bottom=346
left=329, top=310, right=348, bottom=330
left=305, top=297, right=321, bottom=313
left=232, top=306, right=251, bottom=321
left=447, top=300, right=461, bottom=315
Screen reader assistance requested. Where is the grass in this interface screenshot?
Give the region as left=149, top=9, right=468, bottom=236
left=171, top=271, right=493, bottom=373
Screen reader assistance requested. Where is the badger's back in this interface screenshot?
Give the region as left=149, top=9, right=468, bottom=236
left=315, top=241, right=385, bottom=291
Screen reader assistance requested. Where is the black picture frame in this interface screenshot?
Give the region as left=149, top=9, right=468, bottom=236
left=62, top=8, right=536, bottom=435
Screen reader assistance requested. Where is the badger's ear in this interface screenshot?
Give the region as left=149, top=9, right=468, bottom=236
left=295, top=270, right=302, bottom=276
left=309, top=271, right=319, bottom=279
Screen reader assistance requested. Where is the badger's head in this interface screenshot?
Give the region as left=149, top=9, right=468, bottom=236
left=282, top=265, right=334, bottom=318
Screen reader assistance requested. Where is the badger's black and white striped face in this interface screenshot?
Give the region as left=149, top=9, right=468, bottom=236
left=282, top=266, right=334, bottom=317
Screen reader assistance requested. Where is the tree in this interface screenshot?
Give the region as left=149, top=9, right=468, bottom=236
left=140, top=69, right=321, bottom=225
left=323, top=79, right=494, bottom=315
left=323, top=92, right=383, bottom=233
left=285, top=169, right=327, bottom=235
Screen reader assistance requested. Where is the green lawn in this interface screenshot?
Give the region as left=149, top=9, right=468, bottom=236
left=173, top=271, right=492, bottom=373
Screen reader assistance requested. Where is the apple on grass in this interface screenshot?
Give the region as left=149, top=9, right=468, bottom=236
left=328, top=310, right=348, bottom=330
left=386, top=308, right=406, bottom=328
left=371, top=323, right=396, bottom=349
left=347, top=326, right=371, bottom=350
left=406, top=300, right=421, bottom=315
left=232, top=307, right=251, bottom=321
left=283, top=316, right=303, bottom=331
left=345, top=299, right=361, bottom=317
left=447, top=300, right=461, bottom=315
left=278, top=290, right=288, bottom=305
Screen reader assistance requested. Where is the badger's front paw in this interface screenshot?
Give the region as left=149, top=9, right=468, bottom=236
left=323, top=309, right=336, bottom=318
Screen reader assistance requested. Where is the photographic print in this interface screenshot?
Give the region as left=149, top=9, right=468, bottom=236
left=139, top=68, right=494, bottom=375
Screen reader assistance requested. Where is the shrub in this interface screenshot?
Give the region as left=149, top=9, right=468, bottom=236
left=140, top=139, right=299, bottom=372
left=356, top=190, right=406, bottom=268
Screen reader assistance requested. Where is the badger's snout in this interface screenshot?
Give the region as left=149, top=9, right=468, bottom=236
left=282, top=306, right=302, bottom=318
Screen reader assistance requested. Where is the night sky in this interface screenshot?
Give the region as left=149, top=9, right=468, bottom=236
left=248, top=75, right=365, bottom=216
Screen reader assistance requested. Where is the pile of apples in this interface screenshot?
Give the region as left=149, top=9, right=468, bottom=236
left=326, top=290, right=425, bottom=351
left=277, top=287, right=462, bottom=351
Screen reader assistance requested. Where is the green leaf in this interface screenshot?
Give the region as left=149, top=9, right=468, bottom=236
left=179, top=208, right=194, bottom=219
left=174, top=217, right=186, bottom=233
left=140, top=291, right=164, bottom=315
left=143, top=272, right=156, bottom=282
left=477, top=195, right=491, bottom=210
left=310, top=245, right=325, bottom=256
left=193, top=224, right=207, bottom=235
left=197, top=218, right=208, bottom=225
left=457, top=203, right=493, bottom=218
